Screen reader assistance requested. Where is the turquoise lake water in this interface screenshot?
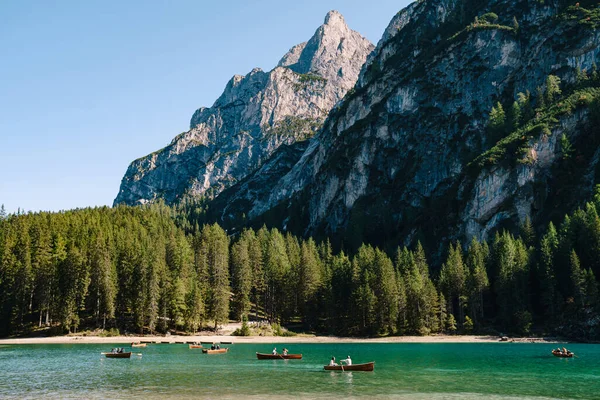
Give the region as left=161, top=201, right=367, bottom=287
left=0, top=342, right=599, bottom=399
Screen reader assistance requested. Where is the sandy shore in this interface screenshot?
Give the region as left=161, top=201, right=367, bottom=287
left=0, top=334, right=558, bottom=345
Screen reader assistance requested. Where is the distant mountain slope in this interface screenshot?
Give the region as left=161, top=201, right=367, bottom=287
left=114, top=11, right=373, bottom=206
left=209, top=0, right=600, bottom=255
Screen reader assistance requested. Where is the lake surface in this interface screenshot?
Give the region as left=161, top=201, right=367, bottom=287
left=0, top=342, right=599, bottom=399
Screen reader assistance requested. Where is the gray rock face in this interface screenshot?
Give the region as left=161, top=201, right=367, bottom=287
left=114, top=11, right=373, bottom=206
left=211, top=0, right=600, bottom=254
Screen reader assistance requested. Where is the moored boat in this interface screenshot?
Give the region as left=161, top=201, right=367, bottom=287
left=324, top=362, right=374, bottom=371
left=256, top=352, right=302, bottom=360
left=131, top=343, right=147, bottom=348
left=552, top=350, right=574, bottom=358
left=103, top=352, right=132, bottom=359
left=202, top=348, right=228, bottom=354
left=189, top=344, right=203, bottom=349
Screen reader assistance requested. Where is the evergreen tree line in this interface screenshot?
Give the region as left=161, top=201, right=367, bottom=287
left=1, top=198, right=600, bottom=339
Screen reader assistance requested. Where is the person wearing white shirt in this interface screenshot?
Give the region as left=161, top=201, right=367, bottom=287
left=341, top=355, right=352, bottom=366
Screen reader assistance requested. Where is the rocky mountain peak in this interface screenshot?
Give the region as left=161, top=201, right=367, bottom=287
left=114, top=11, right=373, bottom=207
left=324, top=10, right=346, bottom=27
left=278, top=10, right=373, bottom=89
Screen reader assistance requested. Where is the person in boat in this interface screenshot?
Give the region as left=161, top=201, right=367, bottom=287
left=211, top=344, right=216, bottom=350
left=283, top=348, right=288, bottom=356
left=272, top=347, right=277, bottom=355
left=341, top=355, right=352, bottom=366
left=216, top=344, right=220, bottom=350
left=329, top=356, right=338, bottom=366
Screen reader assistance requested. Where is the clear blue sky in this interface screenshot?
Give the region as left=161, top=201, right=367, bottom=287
left=0, top=0, right=410, bottom=214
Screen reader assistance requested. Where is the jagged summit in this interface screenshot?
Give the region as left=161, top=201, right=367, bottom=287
left=278, top=10, right=370, bottom=87
left=114, top=11, right=373, bottom=207
left=324, top=10, right=346, bottom=27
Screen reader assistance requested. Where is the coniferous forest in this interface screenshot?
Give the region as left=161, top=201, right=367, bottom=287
left=1, top=193, right=600, bottom=340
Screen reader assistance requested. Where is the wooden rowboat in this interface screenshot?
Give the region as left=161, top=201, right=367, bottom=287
left=202, top=348, right=228, bottom=354
left=103, top=352, right=132, bottom=359
left=131, top=343, right=147, bottom=348
left=256, top=352, right=302, bottom=360
left=189, top=344, right=203, bottom=349
left=324, top=362, right=374, bottom=371
left=552, top=350, right=574, bottom=358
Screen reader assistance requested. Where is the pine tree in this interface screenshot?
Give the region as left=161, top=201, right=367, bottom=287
left=584, top=269, right=599, bottom=311
left=569, top=250, right=585, bottom=310
left=561, top=134, right=574, bottom=160
left=438, top=292, right=448, bottom=334
left=463, top=315, right=474, bottom=333
left=351, top=245, right=377, bottom=334
left=330, top=251, right=353, bottom=333
left=488, top=102, right=507, bottom=141
left=396, top=273, right=408, bottom=334
left=89, top=234, right=116, bottom=330
left=372, top=249, right=399, bottom=334
left=545, top=75, right=562, bottom=104
left=466, top=237, right=489, bottom=324
left=536, top=86, right=546, bottom=109
left=231, top=229, right=253, bottom=320
left=298, top=238, right=322, bottom=328
left=446, top=313, right=457, bottom=334
left=539, top=223, right=559, bottom=322
left=439, top=242, right=466, bottom=323
left=203, top=224, right=230, bottom=330
left=520, top=216, right=536, bottom=248
left=510, top=101, right=521, bottom=131
left=517, top=91, right=533, bottom=121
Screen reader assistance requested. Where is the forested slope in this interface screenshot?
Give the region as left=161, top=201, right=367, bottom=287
left=1, top=199, right=599, bottom=340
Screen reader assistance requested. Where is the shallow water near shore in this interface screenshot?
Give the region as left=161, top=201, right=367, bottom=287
left=1, top=343, right=598, bottom=399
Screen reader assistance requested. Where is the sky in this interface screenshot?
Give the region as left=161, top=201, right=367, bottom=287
left=0, top=0, right=410, bottom=214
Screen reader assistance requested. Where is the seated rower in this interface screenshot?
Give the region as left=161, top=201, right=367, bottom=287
left=216, top=344, right=220, bottom=350
left=283, top=348, right=288, bottom=356
left=341, top=355, right=352, bottom=366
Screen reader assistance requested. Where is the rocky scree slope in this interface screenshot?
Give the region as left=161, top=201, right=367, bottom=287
left=114, top=11, right=373, bottom=206
left=210, top=0, right=600, bottom=256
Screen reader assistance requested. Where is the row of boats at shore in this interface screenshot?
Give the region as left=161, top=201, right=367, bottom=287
left=101, top=342, right=375, bottom=370
left=102, top=343, right=576, bottom=369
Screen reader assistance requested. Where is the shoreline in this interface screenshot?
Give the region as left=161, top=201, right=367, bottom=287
left=0, top=334, right=562, bottom=345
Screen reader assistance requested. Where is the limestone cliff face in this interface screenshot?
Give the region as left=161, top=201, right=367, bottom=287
left=211, top=0, right=600, bottom=254
left=114, top=11, right=373, bottom=206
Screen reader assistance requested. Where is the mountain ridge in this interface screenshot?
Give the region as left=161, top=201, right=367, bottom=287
left=114, top=10, right=373, bottom=207
left=206, top=0, right=600, bottom=258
